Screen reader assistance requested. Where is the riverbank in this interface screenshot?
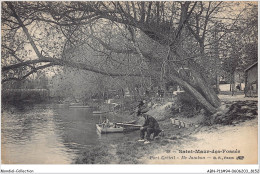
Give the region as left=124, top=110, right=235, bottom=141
left=75, top=95, right=258, bottom=164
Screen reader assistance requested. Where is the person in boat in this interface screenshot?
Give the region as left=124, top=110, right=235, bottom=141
left=102, top=118, right=110, bottom=128
left=137, top=100, right=162, bottom=144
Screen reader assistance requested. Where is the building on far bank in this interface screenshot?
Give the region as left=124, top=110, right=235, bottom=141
left=244, top=62, right=258, bottom=97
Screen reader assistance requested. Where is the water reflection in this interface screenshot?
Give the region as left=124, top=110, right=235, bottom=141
left=2, top=107, right=76, bottom=164
left=1, top=104, right=138, bottom=164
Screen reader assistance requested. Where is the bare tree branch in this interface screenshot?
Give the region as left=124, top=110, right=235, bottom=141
left=171, top=1, right=197, bottom=45
left=6, top=2, right=43, bottom=59
left=2, top=59, right=53, bottom=72
left=2, top=55, right=146, bottom=78
left=2, top=63, right=56, bottom=83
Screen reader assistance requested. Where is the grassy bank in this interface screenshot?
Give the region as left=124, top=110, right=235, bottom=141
left=74, top=133, right=186, bottom=164
left=75, top=99, right=258, bottom=164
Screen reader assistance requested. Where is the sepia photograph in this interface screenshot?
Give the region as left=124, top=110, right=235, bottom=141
left=1, top=0, right=258, bottom=171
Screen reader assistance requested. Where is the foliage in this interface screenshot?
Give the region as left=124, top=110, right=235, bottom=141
left=1, top=2, right=257, bottom=113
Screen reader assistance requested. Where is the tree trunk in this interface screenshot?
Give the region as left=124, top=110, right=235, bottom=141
left=167, top=73, right=218, bottom=114
left=216, top=75, right=220, bottom=94
left=231, top=72, right=235, bottom=96
left=188, top=61, right=221, bottom=108
left=147, top=51, right=220, bottom=114
left=172, top=47, right=221, bottom=109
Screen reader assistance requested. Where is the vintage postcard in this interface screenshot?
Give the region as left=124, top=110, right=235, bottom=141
left=1, top=1, right=259, bottom=173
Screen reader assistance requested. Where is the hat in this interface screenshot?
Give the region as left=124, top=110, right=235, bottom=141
left=136, top=106, right=149, bottom=116
left=140, top=107, right=149, bottom=114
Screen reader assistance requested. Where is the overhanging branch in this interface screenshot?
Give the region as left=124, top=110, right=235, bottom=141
left=2, top=56, right=147, bottom=79
left=2, top=59, right=53, bottom=72
left=2, top=63, right=56, bottom=83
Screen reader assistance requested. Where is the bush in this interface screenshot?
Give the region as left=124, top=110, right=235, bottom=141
left=173, top=92, right=202, bottom=115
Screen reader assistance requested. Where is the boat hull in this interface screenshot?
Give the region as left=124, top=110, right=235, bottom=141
left=115, top=123, right=141, bottom=130
left=69, top=105, right=91, bottom=108
left=93, top=111, right=109, bottom=114
left=96, top=124, right=124, bottom=134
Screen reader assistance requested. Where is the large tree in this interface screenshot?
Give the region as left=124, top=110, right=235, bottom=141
left=1, top=1, right=257, bottom=113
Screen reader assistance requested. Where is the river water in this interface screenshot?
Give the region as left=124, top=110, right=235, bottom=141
left=1, top=104, right=138, bottom=164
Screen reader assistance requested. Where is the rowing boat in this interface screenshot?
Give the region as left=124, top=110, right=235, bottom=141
left=96, top=123, right=124, bottom=133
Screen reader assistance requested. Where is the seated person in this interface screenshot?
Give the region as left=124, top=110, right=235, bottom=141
left=102, top=118, right=110, bottom=127
left=137, top=100, right=162, bottom=144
